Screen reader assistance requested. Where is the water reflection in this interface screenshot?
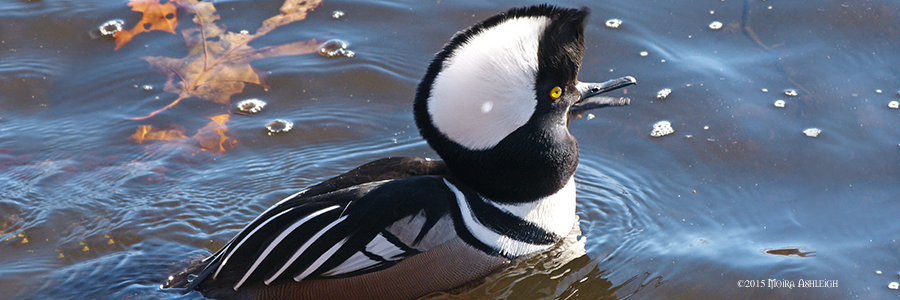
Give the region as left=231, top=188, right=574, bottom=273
left=422, top=220, right=620, bottom=300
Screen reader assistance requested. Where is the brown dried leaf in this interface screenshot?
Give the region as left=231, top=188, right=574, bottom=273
left=114, top=0, right=179, bottom=50
left=130, top=124, right=188, bottom=143
left=193, top=114, right=236, bottom=155
left=259, top=0, right=323, bottom=35
left=131, top=0, right=323, bottom=120
left=130, top=114, right=235, bottom=155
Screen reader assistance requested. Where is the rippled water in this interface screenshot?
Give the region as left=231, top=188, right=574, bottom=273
left=2, top=0, right=899, bottom=299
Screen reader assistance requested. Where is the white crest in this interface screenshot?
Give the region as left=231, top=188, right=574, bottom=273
left=428, top=16, right=550, bottom=150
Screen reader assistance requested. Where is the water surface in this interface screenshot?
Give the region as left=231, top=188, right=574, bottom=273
left=1, top=0, right=899, bottom=299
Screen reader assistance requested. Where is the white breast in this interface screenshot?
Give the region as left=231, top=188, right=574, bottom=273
left=443, top=177, right=576, bottom=257
left=488, top=176, right=577, bottom=239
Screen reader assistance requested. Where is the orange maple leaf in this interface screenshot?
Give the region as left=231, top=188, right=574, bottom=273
left=114, top=0, right=179, bottom=50
left=130, top=0, right=322, bottom=120
left=131, top=124, right=188, bottom=142
left=130, top=114, right=236, bottom=155
left=193, top=114, right=236, bottom=155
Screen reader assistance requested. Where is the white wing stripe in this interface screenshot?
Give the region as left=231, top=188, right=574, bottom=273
left=366, top=233, right=406, bottom=260
left=203, top=190, right=310, bottom=270
left=294, top=237, right=349, bottom=282
left=320, top=251, right=380, bottom=276
left=230, top=205, right=339, bottom=290
left=264, top=215, right=348, bottom=285
left=212, top=189, right=312, bottom=278
left=217, top=207, right=296, bottom=280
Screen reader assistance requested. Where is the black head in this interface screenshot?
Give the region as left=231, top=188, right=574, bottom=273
left=413, top=5, right=634, bottom=202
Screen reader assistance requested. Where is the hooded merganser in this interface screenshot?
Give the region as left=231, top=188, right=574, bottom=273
left=164, top=4, right=635, bottom=299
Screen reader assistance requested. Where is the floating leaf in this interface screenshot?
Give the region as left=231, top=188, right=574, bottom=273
left=764, top=247, right=816, bottom=257
left=114, top=0, right=179, bottom=50
left=130, top=0, right=322, bottom=120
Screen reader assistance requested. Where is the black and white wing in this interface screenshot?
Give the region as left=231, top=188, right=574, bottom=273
left=165, top=157, right=457, bottom=292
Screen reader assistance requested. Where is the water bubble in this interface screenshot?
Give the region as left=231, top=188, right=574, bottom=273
left=586, top=113, right=595, bottom=120
left=761, top=88, right=769, bottom=93
left=876, top=89, right=883, bottom=94
left=99, top=19, right=125, bottom=36
left=318, top=39, right=355, bottom=58
left=709, top=21, right=723, bottom=30
left=704, top=126, right=709, bottom=130
left=605, top=19, right=622, bottom=29
left=784, top=89, right=799, bottom=97
left=650, top=120, right=674, bottom=137
left=889, top=282, right=899, bottom=290
left=266, top=119, right=293, bottom=135
left=236, top=98, right=267, bottom=114
left=774, top=100, right=785, bottom=107
left=803, top=128, right=821, bottom=137
left=239, top=30, right=250, bottom=35
left=888, top=101, right=899, bottom=109
left=186, top=274, right=198, bottom=283
left=639, top=51, right=649, bottom=57
left=877, top=270, right=883, bottom=274
left=656, top=88, right=672, bottom=99
left=332, top=10, right=345, bottom=19
left=142, top=85, right=153, bottom=91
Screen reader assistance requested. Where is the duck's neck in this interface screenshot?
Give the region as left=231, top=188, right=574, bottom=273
left=446, top=122, right=579, bottom=203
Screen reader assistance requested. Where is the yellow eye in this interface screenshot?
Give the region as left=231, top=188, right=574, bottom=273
left=550, top=86, right=562, bottom=99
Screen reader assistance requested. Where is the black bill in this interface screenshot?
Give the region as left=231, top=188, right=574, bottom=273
left=569, top=76, right=636, bottom=114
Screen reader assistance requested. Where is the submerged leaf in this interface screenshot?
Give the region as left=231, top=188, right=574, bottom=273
left=114, top=0, right=179, bottom=50
left=193, top=114, right=236, bottom=155
left=260, top=0, right=323, bottom=34
left=130, top=124, right=188, bottom=143
left=130, top=114, right=235, bottom=155
left=131, top=0, right=323, bottom=120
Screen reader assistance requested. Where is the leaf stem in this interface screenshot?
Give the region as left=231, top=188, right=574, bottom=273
left=127, top=94, right=187, bottom=120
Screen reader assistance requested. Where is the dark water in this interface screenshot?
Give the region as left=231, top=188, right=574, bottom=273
left=2, top=0, right=899, bottom=299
